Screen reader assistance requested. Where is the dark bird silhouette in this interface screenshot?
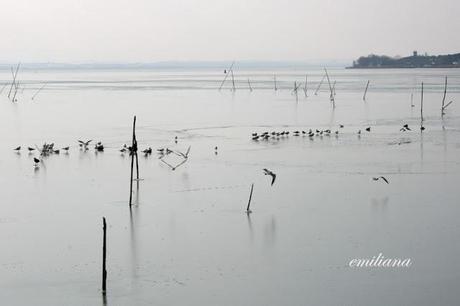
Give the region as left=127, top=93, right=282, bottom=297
left=263, top=168, right=277, bottom=186
left=95, top=142, right=104, bottom=152
left=33, top=157, right=40, bottom=168
left=14, top=146, right=21, bottom=151
left=28, top=147, right=35, bottom=152
left=420, top=126, right=425, bottom=131
left=62, top=146, right=70, bottom=151
left=403, top=124, right=411, bottom=131
left=372, top=176, right=389, bottom=184
left=365, top=127, right=371, bottom=132
left=78, top=140, right=92, bottom=150
left=339, top=124, right=344, bottom=128
left=142, top=147, right=152, bottom=155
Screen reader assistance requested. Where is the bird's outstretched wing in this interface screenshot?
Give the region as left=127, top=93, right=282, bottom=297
left=174, top=158, right=188, bottom=170
left=184, top=146, right=191, bottom=158
left=160, top=158, right=176, bottom=170
left=270, top=174, right=276, bottom=186
left=380, top=176, right=389, bottom=184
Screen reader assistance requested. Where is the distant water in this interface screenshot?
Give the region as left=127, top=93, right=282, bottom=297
left=1, top=67, right=460, bottom=92
left=0, top=68, right=459, bottom=306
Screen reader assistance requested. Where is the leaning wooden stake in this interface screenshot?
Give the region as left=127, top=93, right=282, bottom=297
left=31, top=83, right=47, bottom=100
left=441, top=76, right=447, bottom=116
left=314, top=73, right=326, bottom=95
left=246, top=183, right=254, bottom=212
left=102, top=217, right=107, bottom=294
left=303, top=74, right=308, bottom=97
left=231, top=70, right=236, bottom=91
left=218, top=61, right=235, bottom=90
left=247, top=79, right=253, bottom=91
left=8, top=63, right=20, bottom=99
left=420, top=82, right=424, bottom=122
left=129, top=116, right=138, bottom=206
left=324, top=68, right=335, bottom=107
left=274, top=74, right=278, bottom=91
left=363, top=80, right=370, bottom=101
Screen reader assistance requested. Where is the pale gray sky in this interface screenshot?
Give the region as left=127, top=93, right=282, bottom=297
left=1, top=0, right=459, bottom=62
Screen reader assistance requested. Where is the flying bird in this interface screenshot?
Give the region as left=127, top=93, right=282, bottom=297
left=160, top=158, right=188, bottom=171
left=28, top=147, right=35, bottom=152
left=78, top=140, right=92, bottom=150
left=263, top=168, right=277, bottom=186
left=14, top=146, right=21, bottom=151
left=176, top=146, right=191, bottom=159
left=365, top=127, right=371, bottom=132
left=372, top=176, right=389, bottom=184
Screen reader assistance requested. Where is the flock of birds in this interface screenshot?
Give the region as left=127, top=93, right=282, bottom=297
left=12, top=121, right=422, bottom=185
left=250, top=123, right=425, bottom=142
left=247, top=123, right=427, bottom=185
left=13, top=138, right=279, bottom=186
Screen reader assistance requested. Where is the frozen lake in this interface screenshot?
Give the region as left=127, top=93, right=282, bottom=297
left=1, top=67, right=460, bottom=305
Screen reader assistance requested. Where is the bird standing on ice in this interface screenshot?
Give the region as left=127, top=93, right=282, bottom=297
left=33, top=157, right=40, bottom=169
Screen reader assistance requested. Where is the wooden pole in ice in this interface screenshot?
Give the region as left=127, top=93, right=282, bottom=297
left=129, top=116, right=138, bottom=206
left=102, top=217, right=107, bottom=294
left=246, top=183, right=254, bottom=213
left=231, top=70, right=236, bottom=91
left=363, top=80, right=370, bottom=101
left=441, top=76, right=447, bottom=116
left=420, top=82, right=424, bottom=122
left=303, top=74, right=308, bottom=97
left=218, top=61, right=235, bottom=90
left=314, top=73, right=326, bottom=96
left=324, top=68, right=335, bottom=108
left=8, top=63, right=20, bottom=99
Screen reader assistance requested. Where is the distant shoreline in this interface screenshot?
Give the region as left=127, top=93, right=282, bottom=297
left=346, top=66, right=460, bottom=69
left=350, top=52, right=460, bottom=69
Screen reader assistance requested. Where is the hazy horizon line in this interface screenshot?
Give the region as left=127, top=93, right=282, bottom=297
left=0, top=59, right=352, bottom=70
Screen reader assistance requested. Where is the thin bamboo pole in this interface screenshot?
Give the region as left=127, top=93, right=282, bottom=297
left=129, top=116, right=137, bottom=206
left=441, top=76, right=447, bottom=116
left=363, top=80, right=370, bottom=101
left=246, top=183, right=254, bottom=212
left=324, top=68, right=335, bottom=107
left=314, top=73, right=326, bottom=95
left=421, top=82, right=424, bottom=122
left=102, top=217, right=107, bottom=294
